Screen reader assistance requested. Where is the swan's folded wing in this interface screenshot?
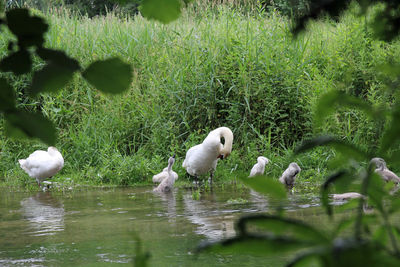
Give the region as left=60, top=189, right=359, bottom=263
left=152, top=171, right=168, bottom=183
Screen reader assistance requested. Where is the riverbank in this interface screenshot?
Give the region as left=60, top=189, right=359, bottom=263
left=1, top=2, right=397, bottom=187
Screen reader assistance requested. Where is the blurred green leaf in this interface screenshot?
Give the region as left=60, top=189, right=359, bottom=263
left=133, top=235, right=150, bottom=267
left=295, top=136, right=369, bottom=161
left=321, top=170, right=348, bottom=216
left=237, top=214, right=329, bottom=244
left=0, top=78, right=15, bottom=111
left=379, top=105, right=400, bottom=154
left=29, top=48, right=80, bottom=95
left=333, top=217, right=356, bottom=237
left=82, top=58, right=132, bottom=94
left=5, top=110, right=56, bottom=145
left=287, top=248, right=326, bottom=267
left=0, top=49, right=31, bottom=75
left=37, top=48, right=80, bottom=71
left=372, top=225, right=388, bottom=247
left=388, top=199, right=400, bottom=214
left=239, top=174, right=286, bottom=200
left=367, top=172, right=387, bottom=212
left=140, top=0, right=181, bottom=24
left=29, top=64, right=75, bottom=95
left=6, top=8, right=48, bottom=48
left=335, top=198, right=360, bottom=213
left=315, top=90, right=378, bottom=128
left=197, top=234, right=308, bottom=256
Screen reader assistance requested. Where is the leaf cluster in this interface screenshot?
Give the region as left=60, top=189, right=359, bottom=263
left=0, top=8, right=132, bottom=145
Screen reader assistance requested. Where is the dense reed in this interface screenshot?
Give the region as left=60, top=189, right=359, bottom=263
left=0, top=2, right=398, bottom=187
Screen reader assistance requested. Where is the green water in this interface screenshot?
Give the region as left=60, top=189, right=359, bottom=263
left=0, top=186, right=325, bottom=266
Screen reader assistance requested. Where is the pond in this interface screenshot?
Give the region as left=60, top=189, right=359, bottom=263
left=0, top=186, right=328, bottom=266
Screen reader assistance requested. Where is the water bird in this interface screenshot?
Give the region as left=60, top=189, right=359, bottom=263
left=370, top=157, right=400, bottom=184
left=19, top=147, right=64, bottom=188
left=182, top=127, right=233, bottom=185
left=279, top=162, right=301, bottom=189
left=249, top=156, right=269, bottom=177
left=152, top=156, right=178, bottom=183
left=331, top=192, right=364, bottom=201
left=154, top=155, right=177, bottom=193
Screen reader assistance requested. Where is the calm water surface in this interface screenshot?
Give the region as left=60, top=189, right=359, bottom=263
left=0, top=186, right=327, bottom=266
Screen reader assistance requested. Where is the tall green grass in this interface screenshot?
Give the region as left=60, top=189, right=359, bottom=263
left=0, top=2, right=398, bottom=187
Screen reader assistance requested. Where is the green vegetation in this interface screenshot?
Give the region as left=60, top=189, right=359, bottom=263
left=0, top=1, right=398, bottom=188
left=196, top=1, right=400, bottom=266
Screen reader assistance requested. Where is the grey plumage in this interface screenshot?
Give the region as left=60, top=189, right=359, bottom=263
left=370, top=157, right=400, bottom=184
left=154, top=155, right=177, bottom=193
left=279, top=162, right=301, bottom=189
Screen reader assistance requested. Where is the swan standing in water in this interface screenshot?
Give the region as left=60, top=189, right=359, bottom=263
left=19, top=146, right=64, bottom=188
left=182, top=127, right=233, bottom=185
left=249, top=156, right=269, bottom=177
left=152, top=156, right=178, bottom=183
left=153, top=155, right=177, bottom=193
left=279, top=162, right=301, bottom=190
left=370, top=157, right=400, bottom=184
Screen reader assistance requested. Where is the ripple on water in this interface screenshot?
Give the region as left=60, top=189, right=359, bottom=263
left=20, top=193, right=65, bottom=237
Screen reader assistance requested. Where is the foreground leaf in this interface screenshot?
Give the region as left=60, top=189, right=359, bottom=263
left=197, top=233, right=308, bottom=256
left=321, top=170, right=348, bottom=216
left=295, top=136, right=369, bottom=161
left=140, top=0, right=181, bottom=24
left=314, top=90, right=377, bottom=128
left=237, top=214, right=329, bottom=244
left=0, top=78, right=15, bottom=111
left=82, top=58, right=132, bottom=94
left=239, top=174, right=286, bottom=200
left=5, top=110, right=56, bottom=145
left=379, top=105, right=400, bottom=154
left=30, top=63, right=76, bottom=95
left=6, top=8, right=48, bottom=48
left=0, top=49, right=31, bottom=75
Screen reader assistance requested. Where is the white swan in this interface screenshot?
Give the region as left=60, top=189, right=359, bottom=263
left=18, top=146, right=64, bottom=187
left=182, top=127, right=233, bottom=184
left=279, top=162, right=301, bottom=189
left=370, top=157, right=400, bottom=184
left=249, top=156, right=269, bottom=177
left=153, top=155, right=176, bottom=193
left=331, top=192, right=364, bottom=201
left=152, top=156, right=178, bottom=183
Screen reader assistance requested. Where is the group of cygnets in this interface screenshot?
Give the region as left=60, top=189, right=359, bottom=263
left=18, top=127, right=400, bottom=200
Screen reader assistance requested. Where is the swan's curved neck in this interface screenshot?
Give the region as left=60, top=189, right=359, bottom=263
left=215, top=127, right=233, bottom=156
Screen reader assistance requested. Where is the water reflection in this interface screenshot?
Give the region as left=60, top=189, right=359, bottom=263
left=183, top=191, right=236, bottom=241
left=153, top=190, right=177, bottom=221
left=20, top=192, right=64, bottom=236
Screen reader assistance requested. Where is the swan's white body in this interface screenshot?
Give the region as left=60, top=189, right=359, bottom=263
left=370, top=157, right=400, bottom=184
left=182, top=127, right=233, bottom=181
left=279, top=162, right=301, bottom=189
left=331, top=192, right=364, bottom=201
left=152, top=164, right=178, bottom=184
left=249, top=156, right=269, bottom=177
left=154, top=156, right=176, bottom=193
left=19, top=147, right=64, bottom=187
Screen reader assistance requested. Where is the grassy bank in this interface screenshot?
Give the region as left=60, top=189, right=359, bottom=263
left=0, top=2, right=398, bottom=188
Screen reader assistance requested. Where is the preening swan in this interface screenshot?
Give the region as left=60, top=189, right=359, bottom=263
left=182, top=127, right=233, bottom=184
left=249, top=156, right=269, bottom=177
left=370, top=157, right=400, bottom=184
left=279, top=162, right=301, bottom=189
left=152, top=156, right=178, bottom=183
left=19, top=146, right=64, bottom=188
left=154, top=155, right=176, bottom=193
